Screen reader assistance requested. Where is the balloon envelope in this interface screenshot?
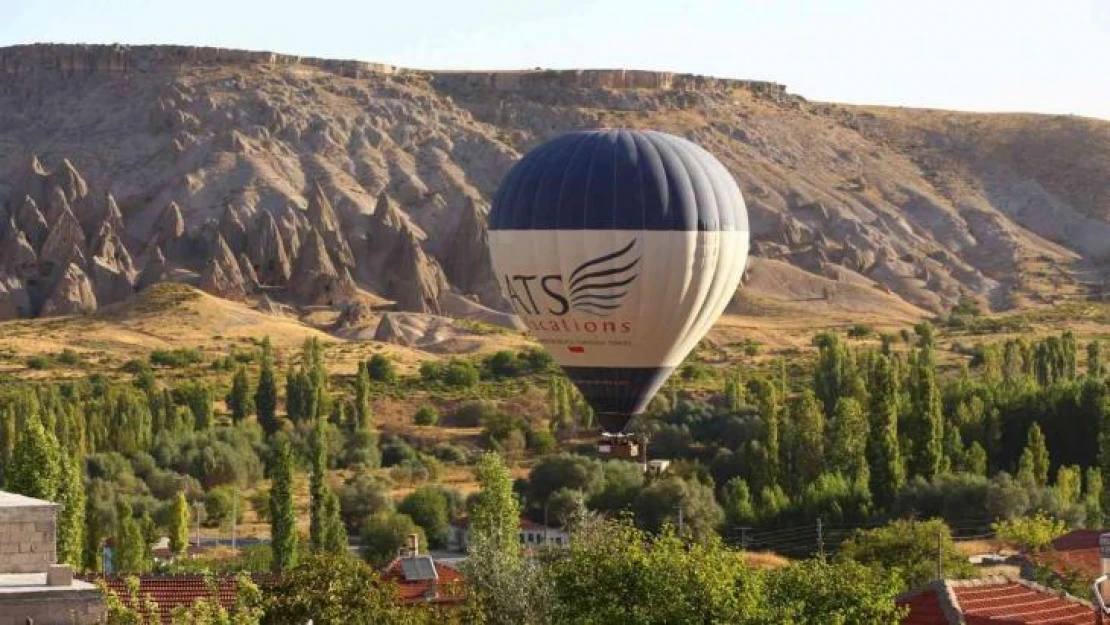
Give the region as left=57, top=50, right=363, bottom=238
left=488, top=129, right=749, bottom=433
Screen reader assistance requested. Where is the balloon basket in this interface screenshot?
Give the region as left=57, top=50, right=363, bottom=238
left=596, top=432, right=640, bottom=459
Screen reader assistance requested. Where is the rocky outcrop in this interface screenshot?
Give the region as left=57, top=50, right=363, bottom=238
left=0, top=275, right=31, bottom=319
left=13, top=196, right=49, bottom=249
left=39, top=207, right=87, bottom=268
left=438, top=196, right=503, bottom=307
left=0, top=220, right=38, bottom=279
left=306, top=183, right=355, bottom=268
left=248, top=211, right=292, bottom=285
left=150, top=202, right=186, bottom=256
left=289, top=228, right=353, bottom=305
left=361, top=194, right=447, bottom=313
left=40, top=262, right=97, bottom=316
left=237, top=253, right=260, bottom=292
left=137, top=247, right=167, bottom=291
left=199, top=235, right=247, bottom=299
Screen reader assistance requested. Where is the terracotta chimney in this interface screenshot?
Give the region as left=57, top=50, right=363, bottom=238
left=407, top=533, right=419, bottom=557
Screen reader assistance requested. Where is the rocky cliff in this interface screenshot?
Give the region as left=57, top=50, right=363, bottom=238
left=0, top=43, right=1107, bottom=322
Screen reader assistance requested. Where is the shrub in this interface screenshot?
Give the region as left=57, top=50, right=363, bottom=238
left=25, top=355, right=52, bottom=370
left=455, top=401, right=498, bottom=427
left=414, top=405, right=440, bottom=426
left=847, top=324, right=873, bottom=338
left=366, top=354, right=396, bottom=383
left=203, top=486, right=237, bottom=527
left=442, top=360, right=480, bottom=387
left=150, top=348, right=203, bottom=368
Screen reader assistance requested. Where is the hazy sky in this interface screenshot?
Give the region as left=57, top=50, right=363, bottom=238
left=2, top=0, right=1107, bottom=120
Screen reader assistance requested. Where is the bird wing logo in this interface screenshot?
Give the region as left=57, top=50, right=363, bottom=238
left=567, top=239, right=640, bottom=317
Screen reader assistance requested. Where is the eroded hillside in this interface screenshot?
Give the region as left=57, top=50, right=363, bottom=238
left=0, top=44, right=1106, bottom=333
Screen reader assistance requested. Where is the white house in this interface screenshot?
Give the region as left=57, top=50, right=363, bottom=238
left=448, top=517, right=569, bottom=552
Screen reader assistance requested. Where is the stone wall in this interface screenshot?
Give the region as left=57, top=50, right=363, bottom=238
left=0, top=505, right=56, bottom=574
left=0, top=588, right=104, bottom=625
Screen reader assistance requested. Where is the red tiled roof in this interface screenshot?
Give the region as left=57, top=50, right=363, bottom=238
left=381, top=557, right=466, bottom=605
left=80, top=574, right=272, bottom=623
left=897, top=577, right=1096, bottom=624
left=1027, top=529, right=1109, bottom=581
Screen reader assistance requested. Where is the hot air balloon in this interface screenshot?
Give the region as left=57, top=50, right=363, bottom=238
left=487, top=129, right=749, bottom=443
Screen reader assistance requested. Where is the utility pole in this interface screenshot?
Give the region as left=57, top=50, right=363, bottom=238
left=231, top=489, right=238, bottom=551
left=817, top=518, right=825, bottom=561
left=194, top=501, right=202, bottom=550
left=677, top=505, right=684, bottom=536
left=936, top=528, right=945, bottom=581
left=543, top=500, right=550, bottom=547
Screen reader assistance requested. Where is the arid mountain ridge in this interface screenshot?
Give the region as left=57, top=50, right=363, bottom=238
left=1, top=43, right=1108, bottom=330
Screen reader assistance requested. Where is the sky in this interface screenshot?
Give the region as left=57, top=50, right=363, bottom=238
left=1, top=0, right=1108, bottom=120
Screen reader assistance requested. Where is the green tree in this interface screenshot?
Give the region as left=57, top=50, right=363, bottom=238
left=56, top=453, right=86, bottom=567
left=309, top=419, right=328, bottom=554
left=227, top=365, right=252, bottom=424
left=399, top=487, right=452, bottom=549
left=1056, top=465, right=1082, bottom=506
left=720, top=477, right=756, bottom=528
left=1090, top=340, right=1104, bottom=378
left=269, top=438, right=298, bottom=572
left=354, top=362, right=372, bottom=431
left=965, top=442, right=988, bottom=477
left=827, top=397, right=869, bottom=482
left=761, top=559, right=907, bottom=624
left=113, top=500, right=148, bottom=574
left=1026, top=422, right=1051, bottom=487
left=634, top=475, right=724, bottom=541
left=837, top=519, right=973, bottom=590
left=169, top=492, right=190, bottom=557
left=262, top=555, right=435, bottom=625
left=992, top=513, right=1067, bottom=553
left=255, top=338, right=278, bottom=436
left=359, top=511, right=424, bottom=568
left=83, top=498, right=105, bottom=573
left=868, top=354, right=904, bottom=508
left=543, top=519, right=758, bottom=625
left=786, top=390, right=825, bottom=493
left=366, top=354, right=396, bottom=384
left=414, top=405, right=439, bottom=426
left=6, top=414, right=61, bottom=500
left=461, top=452, right=546, bottom=625
left=907, top=347, right=944, bottom=479
left=748, top=377, right=781, bottom=491
left=318, top=490, right=348, bottom=556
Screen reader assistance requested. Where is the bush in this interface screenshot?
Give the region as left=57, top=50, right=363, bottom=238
left=338, top=472, right=394, bottom=532
left=680, top=363, right=711, bottom=382
left=455, top=401, right=498, bottom=427
left=837, top=519, right=974, bottom=590
left=483, top=351, right=523, bottom=378
left=442, top=359, right=480, bottom=387
left=992, top=513, right=1067, bottom=552
left=366, top=354, right=396, bottom=383
left=359, top=512, right=425, bottom=567
left=847, top=324, right=873, bottom=338
left=203, top=486, right=237, bottom=527
left=414, top=405, right=440, bottom=426
left=398, top=486, right=453, bottom=548
left=430, top=443, right=470, bottom=464
left=380, top=435, right=418, bottom=468
left=25, top=355, right=52, bottom=370
left=526, top=428, right=557, bottom=454
left=54, top=349, right=84, bottom=366
left=150, top=348, right=204, bottom=368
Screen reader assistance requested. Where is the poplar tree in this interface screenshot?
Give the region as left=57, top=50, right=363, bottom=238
left=7, top=414, right=61, bottom=500
left=1027, top=422, right=1050, bottom=487
left=868, top=354, right=904, bottom=508
left=56, top=453, right=85, bottom=568
left=112, top=500, right=147, bottom=574
left=309, top=418, right=327, bottom=553
left=354, top=362, right=372, bottom=431
left=827, top=397, right=869, bottom=483
left=270, top=438, right=298, bottom=572
left=255, top=337, right=279, bottom=435
left=169, top=492, right=190, bottom=556
left=227, top=365, right=252, bottom=424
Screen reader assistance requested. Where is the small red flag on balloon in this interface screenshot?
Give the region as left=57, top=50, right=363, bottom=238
left=568, top=346, right=585, bottom=353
